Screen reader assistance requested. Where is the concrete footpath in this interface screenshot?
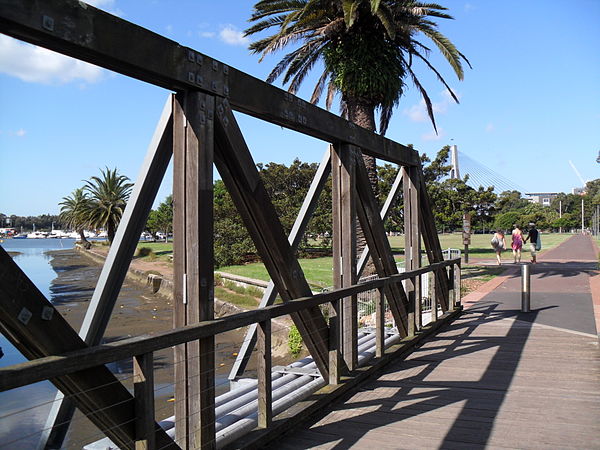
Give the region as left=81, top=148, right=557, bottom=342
left=463, top=233, right=600, bottom=337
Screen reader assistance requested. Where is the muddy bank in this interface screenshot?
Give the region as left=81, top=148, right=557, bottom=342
left=47, top=249, right=261, bottom=448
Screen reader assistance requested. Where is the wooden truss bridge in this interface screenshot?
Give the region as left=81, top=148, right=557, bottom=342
left=0, top=1, right=462, bottom=449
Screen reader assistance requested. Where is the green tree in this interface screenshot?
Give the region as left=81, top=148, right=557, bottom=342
left=214, top=179, right=257, bottom=267
left=493, top=211, right=521, bottom=232
left=146, top=195, right=173, bottom=241
left=59, top=188, right=92, bottom=248
left=496, top=190, right=530, bottom=213
left=84, top=167, right=133, bottom=244
left=246, top=0, right=469, bottom=193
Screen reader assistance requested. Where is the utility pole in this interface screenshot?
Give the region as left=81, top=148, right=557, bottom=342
left=581, top=197, right=585, bottom=233
left=559, top=200, right=562, bottom=234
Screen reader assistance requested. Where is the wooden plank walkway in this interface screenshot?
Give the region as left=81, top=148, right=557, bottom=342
left=274, top=235, right=600, bottom=449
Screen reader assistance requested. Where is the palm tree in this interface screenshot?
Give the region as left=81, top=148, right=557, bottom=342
left=246, top=0, right=470, bottom=193
left=59, top=188, right=92, bottom=248
left=84, top=167, right=133, bottom=244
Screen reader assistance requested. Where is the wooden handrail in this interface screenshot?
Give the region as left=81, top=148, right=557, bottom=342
left=0, top=259, right=459, bottom=392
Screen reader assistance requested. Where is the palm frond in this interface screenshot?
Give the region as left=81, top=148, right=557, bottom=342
left=406, top=64, right=437, bottom=133
left=378, top=102, right=394, bottom=135
left=310, top=68, right=330, bottom=104
left=412, top=48, right=459, bottom=103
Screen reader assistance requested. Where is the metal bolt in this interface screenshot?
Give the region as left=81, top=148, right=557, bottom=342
left=211, top=81, right=217, bottom=91
left=222, top=116, right=229, bottom=127
left=42, top=15, right=54, bottom=32
left=196, top=54, right=203, bottom=65
left=212, top=60, right=218, bottom=71
left=187, top=50, right=195, bottom=62
left=207, top=110, right=214, bottom=120
left=188, top=72, right=195, bottom=83
left=196, top=74, right=203, bottom=86
left=223, top=85, right=229, bottom=97
left=223, top=65, right=229, bottom=75
left=41, top=306, right=54, bottom=321
left=199, top=112, right=206, bottom=125
left=18, top=307, right=32, bottom=325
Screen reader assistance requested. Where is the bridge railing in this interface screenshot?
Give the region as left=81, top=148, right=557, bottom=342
left=0, top=258, right=461, bottom=448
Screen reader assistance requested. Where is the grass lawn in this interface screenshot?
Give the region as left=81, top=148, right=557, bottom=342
left=126, top=233, right=575, bottom=290
left=134, top=242, right=174, bottom=262
left=220, top=257, right=334, bottom=290
left=389, top=232, right=573, bottom=260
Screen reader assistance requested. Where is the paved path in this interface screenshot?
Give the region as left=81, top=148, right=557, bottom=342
left=275, top=235, right=600, bottom=449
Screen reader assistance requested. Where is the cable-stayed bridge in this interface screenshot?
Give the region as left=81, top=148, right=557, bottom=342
left=454, top=149, right=530, bottom=194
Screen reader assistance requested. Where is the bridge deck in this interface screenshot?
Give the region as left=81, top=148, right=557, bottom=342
left=275, top=235, right=600, bottom=449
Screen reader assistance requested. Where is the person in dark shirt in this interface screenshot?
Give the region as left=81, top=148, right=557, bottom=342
left=524, top=223, right=539, bottom=263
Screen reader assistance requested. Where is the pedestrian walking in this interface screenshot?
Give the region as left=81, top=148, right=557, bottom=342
left=490, top=230, right=506, bottom=265
left=511, top=224, right=524, bottom=263
left=524, top=222, right=540, bottom=264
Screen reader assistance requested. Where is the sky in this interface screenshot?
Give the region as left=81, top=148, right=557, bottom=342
left=0, top=0, right=599, bottom=217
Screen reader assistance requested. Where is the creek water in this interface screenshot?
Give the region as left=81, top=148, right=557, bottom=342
left=0, top=239, right=251, bottom=449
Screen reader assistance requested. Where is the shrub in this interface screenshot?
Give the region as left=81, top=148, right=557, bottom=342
left=137, top=247, right=156, bottom=260
left=288, top=325, right=303, bottom=357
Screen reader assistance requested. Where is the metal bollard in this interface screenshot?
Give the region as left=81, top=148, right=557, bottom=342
left=521, top=264, right=530, bottom=312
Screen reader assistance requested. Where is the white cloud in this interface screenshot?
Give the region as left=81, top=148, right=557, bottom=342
left=219, top=25, right=249, bottom=46
left=0, top=35, right=105, bottom=85
left=485, top=123, right=495, bottom=132
left=200, top=31, right=217, bottom=38
left=422, top=128, right=445, bottom=141
left=403, top=90, right=459, bottom=123
left=15, top=129, right=26, bottom=137
left=464, top=3, right=476, bottom=13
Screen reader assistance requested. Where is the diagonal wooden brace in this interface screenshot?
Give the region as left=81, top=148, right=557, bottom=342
left=212, top=98, right=330, bottom=379
left=353, top=151, right=410, bottom=337
left=0, top=247, right=177, bottom=450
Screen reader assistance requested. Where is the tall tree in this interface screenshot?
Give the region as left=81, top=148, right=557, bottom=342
left=146, top=195, right=173, bottom=241
left=246, top=0, right=470, bottom=192
left=84, top=167, right=133, bottom=244
left=59, top=188, right=92, bottom=248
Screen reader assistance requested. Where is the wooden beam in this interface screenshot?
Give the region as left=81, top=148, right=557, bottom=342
left=213, top=98, right=330, bottom=379
left=257, top=320, right=272, bottom=429
left=331, top=143, right=358, bottom=370
left=172, top=93, right=188, bottom=448
left=173, top=92, right=216, bottom=449
left=134, top=352, right=156, bottom=450
left=354, top=153, right=409, bottom=337
left=229, top=149, right=331, bottom=380
left=418, top=171, right=451, bottom=311
left=0, top=0, right=419, bottom=167
left=402, top=166, right=421, bottom=335
left=0, top=247, right=177, bottom=449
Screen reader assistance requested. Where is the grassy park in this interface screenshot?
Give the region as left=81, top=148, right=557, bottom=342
left=128, top=233, right=574, bottom=298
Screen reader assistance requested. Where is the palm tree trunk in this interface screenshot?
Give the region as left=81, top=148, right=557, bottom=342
left=108, top=222, right=115, bottom=245
left=345, top=96, right=379, bottom=275
left=78, top=229, right=91, bottom=250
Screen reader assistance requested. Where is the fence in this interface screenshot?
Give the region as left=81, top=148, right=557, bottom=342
left=0, top=257, right=461, bottom=449
left=326, top=248, right=461, bottom=329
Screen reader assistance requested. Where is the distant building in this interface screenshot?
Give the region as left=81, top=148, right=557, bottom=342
left=526, top=192, right=559, bottom=207
left=572, top=187, right=586, bottom=195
